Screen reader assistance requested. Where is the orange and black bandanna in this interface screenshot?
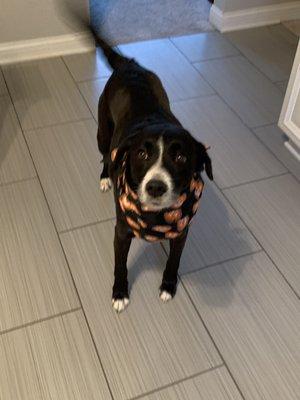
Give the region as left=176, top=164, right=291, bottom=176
left=112, top=149, right=204, bottom=242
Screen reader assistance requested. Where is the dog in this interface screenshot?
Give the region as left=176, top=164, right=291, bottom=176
left=82, top=25, right=213, bottom=313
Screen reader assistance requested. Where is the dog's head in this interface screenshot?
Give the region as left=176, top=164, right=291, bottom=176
left=111, top=124, right=213, bottom=211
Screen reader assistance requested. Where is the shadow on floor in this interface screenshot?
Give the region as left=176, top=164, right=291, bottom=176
left=128, top=182, right=255, bottom=306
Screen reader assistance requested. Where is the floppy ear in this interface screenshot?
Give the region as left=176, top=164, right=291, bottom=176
left=110, top=134, right=136, bottom=172
left=195, top=142, right=213, bottom=180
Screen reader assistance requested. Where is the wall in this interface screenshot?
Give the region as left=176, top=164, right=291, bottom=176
left=0, top=0, right=88, bottom=44
left=215, top=0, right=292, bottom=12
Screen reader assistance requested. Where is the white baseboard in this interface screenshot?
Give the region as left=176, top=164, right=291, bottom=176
left=209, top=1, right=300, bottom=32
left=0, top=32, right=95, bottom=65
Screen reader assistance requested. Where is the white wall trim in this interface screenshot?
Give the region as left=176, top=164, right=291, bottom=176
left=209, top=1, right=300, bottom=32
left=0, top=32, right=95, bottom=65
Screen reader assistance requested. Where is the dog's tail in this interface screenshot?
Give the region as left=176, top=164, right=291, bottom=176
left=56, top=2, right=129, bottom=70
left=87, top=24, right=129, bottom=71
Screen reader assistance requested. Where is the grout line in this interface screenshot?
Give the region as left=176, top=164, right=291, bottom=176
left=189, top=54, right=241, bottom=63
left=165, top=39, right=217, bottom=94
left=169, top=57, right=290, bottom=190
left=184, top=58, right=300, bottom=184
left=0, top=307, right=81, bottom=337
left=273, top=79, right=288, bottom=85
left=129, top=364, right=224, bottom=400
left=168, top=34, right=242, bottom=63
left=159, top=241, right=168, bottom=257
left=180, top=249, right=263, bottom=277
left=192, top=53, right=242, bottom=67
left=165, top=36, right=294, bottom=188
left=201, top=90, right=300, bottom=302
left=192, top=61, right=280, bottom=134
left=76, top=75, right=111, bottom=84
left=0, top=175, right=37, bottom=188
left=221, top=34, right=294, bottom=85
left=61, top=56, right=99, bottom=125
left=24, top=116, right=94, bottom=133
left=250, top=121, right=284, bottom=130
left=2, top=71, right=116, bottom=400
left=175, top=44, right=299, bottom=186
left=177, top=38, right=286, bottom=139
left=180, top=279, right=247, bottom=400
left=220, top=188, right=300, bottom=300
left=59, top=216, right=116, bottom=235
left=250, top=128, right=300, bottom=184
left=220, top=171, right=290, bottom=190
left=196, top=80, right=300, bottom=301
left=57, top=223, right=116, bottom=400
left=171, top=93, right=218, bottom=104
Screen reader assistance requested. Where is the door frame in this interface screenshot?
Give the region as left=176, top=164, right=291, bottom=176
left=279, top=39, right=300, bottom=160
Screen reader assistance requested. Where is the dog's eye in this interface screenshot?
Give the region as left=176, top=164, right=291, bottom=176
left=138, top=149, right=148, bottom=160
left=175, top=154, right=187, bottom=163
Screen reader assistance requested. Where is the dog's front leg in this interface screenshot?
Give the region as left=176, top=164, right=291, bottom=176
left=112, top=221, right=132, bottom=313
left=160, top=230, right=188, bottom=302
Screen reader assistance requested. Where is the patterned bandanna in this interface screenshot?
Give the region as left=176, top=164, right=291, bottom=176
left=114, top=151, right=204, bottom=242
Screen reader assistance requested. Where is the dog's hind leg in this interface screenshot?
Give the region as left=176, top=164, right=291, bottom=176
left=97, top=93, right=114, bottom=192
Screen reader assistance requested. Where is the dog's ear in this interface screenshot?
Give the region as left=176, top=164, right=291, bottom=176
left=195, top=141, right=213, bottom=180
left=110, top=134, right=136, bottom=171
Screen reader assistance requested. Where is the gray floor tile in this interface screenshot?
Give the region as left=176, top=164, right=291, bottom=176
left=26, top=120, right=115, bottom=232
left=254, top=124, right=300, bottom=180
left=225, top=24, right=298, bottom=82
left=224, top=174, right=300, bottom=296
left=140, top=367, right=242, bottom=400
left=0, top=179, right=78, bottom=332
left=171, top=32, right=239, bottom=63
left=0, top=69, right=7, bottom=95
left=172, top=96, right=286, bottom=188
left=63, top=48, right=113, bottom=82
left=0, top=311, right=112, bottom=400
left=0, top=96, right=35, bottom=185
left=61, top=220, right=221, bottom=400
left=118, top=38, right=214, bottom=101
left=3, top=58, right=91, bottom=130
left=78, top=78, right=108, bottom=120
left=163, top=182, right=260, bottom=274
left=194, top=56, right=284, bottom=128
left=182, top=252, right=300, bottom=400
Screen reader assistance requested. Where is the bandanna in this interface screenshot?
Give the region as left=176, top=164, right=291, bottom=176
left=113, top=150, right=204, bottom=242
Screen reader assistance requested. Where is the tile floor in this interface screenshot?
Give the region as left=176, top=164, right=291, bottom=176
left=0, top=24, right=299, bottom=400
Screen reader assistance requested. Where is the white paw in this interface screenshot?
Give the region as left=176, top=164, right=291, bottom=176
left=112, top=298, right=130, bottom=313
left=100, top=178, right=112, bottom=192
left=159, top=291, right=172, bottom=303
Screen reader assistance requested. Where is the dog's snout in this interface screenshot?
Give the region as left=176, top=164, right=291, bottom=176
left=146, top=179, right=167, bottom=198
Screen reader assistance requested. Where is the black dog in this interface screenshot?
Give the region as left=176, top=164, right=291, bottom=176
left=85, top=27, right=213, bottom=312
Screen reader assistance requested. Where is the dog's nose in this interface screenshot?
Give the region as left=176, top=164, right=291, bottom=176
left=146, top=180, right=167, bottom=198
